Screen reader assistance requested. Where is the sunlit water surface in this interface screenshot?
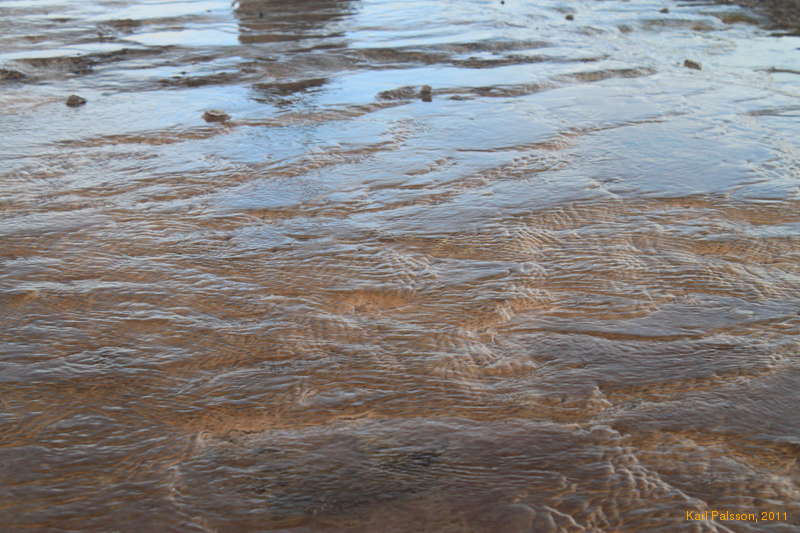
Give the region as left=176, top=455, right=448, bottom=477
left=1, top=0, right=800, bottom=531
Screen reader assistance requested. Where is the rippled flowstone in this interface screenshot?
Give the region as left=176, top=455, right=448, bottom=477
left=65, top=94, right=86, bottom=107
left=684, top=59, right=702, bottom=70
left=203, top=109, right=230, bottom=122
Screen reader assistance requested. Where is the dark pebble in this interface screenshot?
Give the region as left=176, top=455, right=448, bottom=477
left=203, top=109, right=230, bottom=122
left=683, top=59, right=702, bottom=70
left=66, top=94, right=87, bottom=107
left=565, top=14, right=574, bottom=21
left=419, top=84, right=432, bottom=102
left=660, top=7, right=669, bottom=14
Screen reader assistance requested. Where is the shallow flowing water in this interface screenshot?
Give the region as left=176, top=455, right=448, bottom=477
left=2, top=0, right=800, bottom=531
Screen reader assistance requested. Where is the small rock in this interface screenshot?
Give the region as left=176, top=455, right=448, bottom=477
left=683, top=59, right=702, bottom=70
left=660, top=7, right=669, bottom=14
left=419, top=84, right=432, bottom=102
left=565, top=14, right=574, bottom=21
left=203, top=109, right=230, bottom=122
left=66, top=94, right=86, bottom=107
